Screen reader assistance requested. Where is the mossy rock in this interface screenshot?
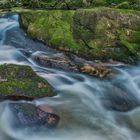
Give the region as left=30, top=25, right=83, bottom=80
left=15, top=0, right=140, bottom=11
left=19, top=8, right=140, bottom=63
left=19, top=10, right=79, bottom=51
left=72, top=8, right=140, bottom=63
left=1, top=0, right=140, bottom=10
left=0, top=64, right=55, bottom=100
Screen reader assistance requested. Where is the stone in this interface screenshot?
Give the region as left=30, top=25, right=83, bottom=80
left=0, top=64, right=56, bottom=100
left=80, top=64, right=112, bottom=78
left=19, top=8, right=140, bottom=63
left=32, top=52, right=79, bottom=72
left=9, top=103, right=60, bottom=128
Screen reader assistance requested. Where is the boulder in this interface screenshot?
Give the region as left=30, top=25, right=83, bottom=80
left=0, top=64, right=56, bottom=100
left=20, top=8, right=140, bottom=63
left=73, top=8, right=140, bottom=63
left=32, top=52, right=114, bottom=78
left=32, top=52, right=79, bottom=72
left=100, top=84, right=140, bottom=112
left=9, top=103, right=60, bottom=128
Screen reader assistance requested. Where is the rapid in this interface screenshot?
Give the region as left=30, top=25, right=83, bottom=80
left=0, top=13, right=140, bottom=140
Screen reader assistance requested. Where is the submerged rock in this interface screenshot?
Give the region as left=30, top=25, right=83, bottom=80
left=0, top=64, right=55, bottom=100
left=9, top=103, right=59, bottom=128
left=101, top=85, right=140, bottom=112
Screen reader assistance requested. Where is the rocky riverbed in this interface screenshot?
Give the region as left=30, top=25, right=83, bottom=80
left=0, top=1, right=140, bottom=140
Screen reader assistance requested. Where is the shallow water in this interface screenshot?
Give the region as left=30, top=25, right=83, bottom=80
left=0, top=13, right=140, bottom=140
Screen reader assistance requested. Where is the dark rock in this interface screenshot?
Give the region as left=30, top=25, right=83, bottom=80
left=32, top=52, right=114, bottom=78
left=32, top=52, right=79, bottom=72
left=9, top=103, right=60, bottom=128
left=100, top=85, right=140, bottom=112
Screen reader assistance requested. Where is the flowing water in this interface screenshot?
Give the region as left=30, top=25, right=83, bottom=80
left=0, top=13, right=140, bottom=140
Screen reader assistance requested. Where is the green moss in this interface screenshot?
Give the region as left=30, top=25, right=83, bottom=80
left=19, top=8, right=140, bottom=63
left=1, top=0, right=140, bottom=11
left=0, top=64, right=55, bottom=98
left=72, top=8, right=140, bottom=62
left=19, top=0, right=140, bottom=11
left=20, top=10, right=79, bottom=51
left=131, top=31, right=140, bottom=44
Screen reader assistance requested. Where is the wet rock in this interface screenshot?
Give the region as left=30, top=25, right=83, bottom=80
left=32, top=52, right=114, bottom=78
left=38, top=105, right=54, bottom=114
left=100, top=85, right=140, bottom=112
left=33, top=52, right=79, bottom=72
left=68, top=54, right=115, bottom=78
left=9, top=103, right=60, bottom=128
left=80, top=64, right=113, bottom=78
left=102, top=97, right=138, bottom=112
left=0, top=95, right=34, bottom=101
left=0, top=64, right=56, bottom=100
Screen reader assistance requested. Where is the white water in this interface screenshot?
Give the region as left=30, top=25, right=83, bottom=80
left=0, top=13, right=140, bottom=140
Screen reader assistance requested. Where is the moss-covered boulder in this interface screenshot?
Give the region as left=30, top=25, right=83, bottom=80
left=0, top=64, right=55, bottom=100
left=20, top=10, right=77, bottom=50
left=20, top=8, right=140, bottom=63
left=73, top=8, right=140, bottom=63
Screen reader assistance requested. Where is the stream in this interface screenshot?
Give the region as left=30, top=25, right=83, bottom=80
left=0, top=13, right=140, bottom=140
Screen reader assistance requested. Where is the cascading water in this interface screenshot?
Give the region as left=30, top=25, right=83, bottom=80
left=0, top=13, right=140, bottom=140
